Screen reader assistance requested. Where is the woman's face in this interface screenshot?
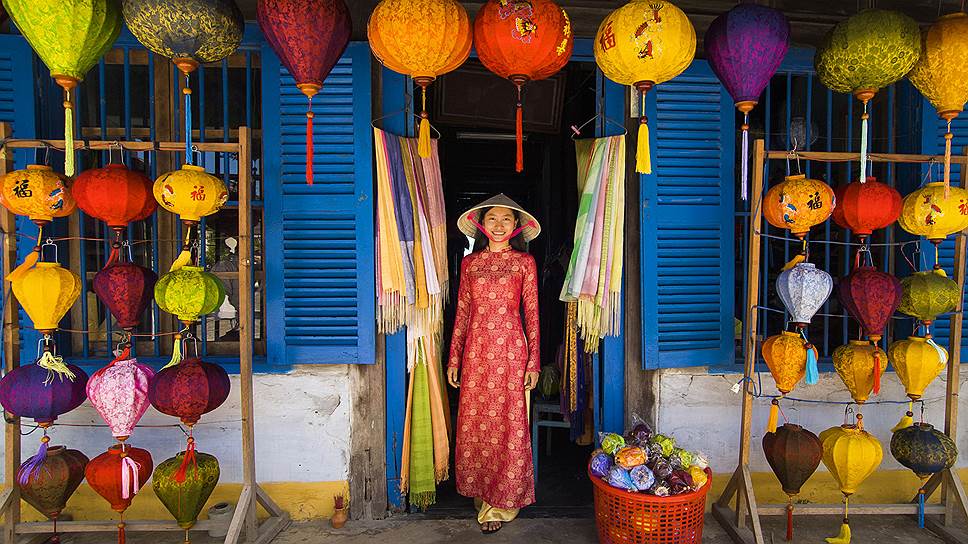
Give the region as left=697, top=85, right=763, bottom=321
left=482, top=206, right=518, bottom=242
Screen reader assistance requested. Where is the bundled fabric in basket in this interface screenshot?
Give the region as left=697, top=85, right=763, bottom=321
left=561, top=135, right=626, bottom=352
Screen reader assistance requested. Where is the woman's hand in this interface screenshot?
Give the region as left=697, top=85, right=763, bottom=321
left=523, top=371, right=540, bottom=391
left=447, top=367, right=460, bottom=388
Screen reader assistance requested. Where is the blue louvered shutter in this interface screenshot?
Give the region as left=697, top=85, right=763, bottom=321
left=262, top=42, right=376, bottom=365
left=641, top=60, right=735, bottom=369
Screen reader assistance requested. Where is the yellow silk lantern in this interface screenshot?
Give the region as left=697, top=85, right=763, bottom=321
left=832, top=341, right=887, bottom=404
left=762, top=331, right=814, bottom=395
left=898, top=269, right=960, bottom=326
left=820, top=415, right=883, bottom=544
left=763, top=174, right=836, bottom=239
left=0, top=165, right=75, bottom=226
left=367, top=0, right=472, bottom=158
left=594, top=0, right=696, bottom=174
left=908, top=13, right=968, bottom=194
left=7, top=261, right=81, bottom=334
left=889, top=336, right=947, bottom=401
left=899, top=183, right=968, bottom=253
left=153, top=165, right=228, bottom=225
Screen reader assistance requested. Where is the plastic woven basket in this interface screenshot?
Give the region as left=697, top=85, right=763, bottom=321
left=589, top=465, right=712, bottom=544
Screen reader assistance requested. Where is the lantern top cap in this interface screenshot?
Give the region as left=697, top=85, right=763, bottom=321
left=939, top=12, right=968, bottom=20
left=181, top=165, right=206, bottom=172
left=784, top=174, right=807, bottom=181
left=780, top=330, right=800, bottom=337
left=848, top=339, right=870, bottom=346
left=26, top=165, right=53, bottom=172
left=178, top=266, right=203, bottom=273
left=907, top=335, right=929, bottom=343
left=33, top=262, right=61, bottom=269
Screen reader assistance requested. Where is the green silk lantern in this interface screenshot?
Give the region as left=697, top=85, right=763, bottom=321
left=153, top=442, right=220, bottom=538
left=154, top=266, right=224, bottom=326
left=4, top=0, right=122, bottom=176
left=899, top=269, right=960, bottom=330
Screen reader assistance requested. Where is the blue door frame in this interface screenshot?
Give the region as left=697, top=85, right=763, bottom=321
left=381, top=38, right=626, bottom=509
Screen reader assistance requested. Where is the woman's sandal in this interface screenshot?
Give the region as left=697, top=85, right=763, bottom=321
left=481, top=521, right=503, bottom=535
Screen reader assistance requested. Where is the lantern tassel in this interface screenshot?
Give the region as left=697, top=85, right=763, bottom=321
left=8, top=244, right=40, bottom=283
left=184, top=74, right=193, bottom=165
left=918, top=487, right=926, bottom=529
left=826, top=498, right=851, bottom=544
left=927, top=336, right=948, bottom=365
left=944, top=120, right=953, bottom=199
left=38, top=350, right=76, bottom=384
left=120, top=452, right=140, bottom=500
left=418, top=86, right=431, bottom=159
left=174, top=439, right=198, bottom=484
left=872, top=348, right=882, bottom=396
left=766, top=399, right=779, bottom=434
left=781, top=253, right=806, bottom=271
left=893, top=408, right=914, bottom=432
left=118, top=518, right=126, bottom=544
left=64, top=90, right=75, bottom=177
left=515, top=85, right=524, bottom=173
left=163, top=333, right=183, bottom=370
left=170, top=226, right=193, bottom=272
left=859, top=100, right=869, bottom=183
left=786, top=501, right=794, bottom=541
left=17, top=435, right=50, bottom=486
left=741, top=113, right=749, bottom=201
left=637, top=118, right=651, bottom=175
left=805, top=342, right=819, bottom=385
left=306, top=98, right=314, bottom=186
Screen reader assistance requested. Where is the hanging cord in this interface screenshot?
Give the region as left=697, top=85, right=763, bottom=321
left=741, top=112, right=750, bottom=201
left=183, top=72, right=193, bottom=165
left=515, top=82, right=524, bottom=173
left=943, top=116, right=954, bottom=198
left=859, top=98, right=870, bottom=182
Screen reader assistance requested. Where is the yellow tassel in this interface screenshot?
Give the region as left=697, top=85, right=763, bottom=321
left=418, top=116, right=431, bottom=158
left=944, top=122, right=953, bottom=199
left=64, top=98, right=75, bottom=177
left=38, top=350, right=76, bottom=384
left=162, top=333, right=183, bottom=370
left=169, top=249, right=192, bottom=272
left=825, top=522, right=851, bottom=544
left=636, top=120, right=651, bottom=174
left=7, top=247, right=39, bottom=283
left=781, top=254, right=807, bottom=271
left=892, top=411, right=914, bottom=433
left=766, top=399, right=779, bottom=434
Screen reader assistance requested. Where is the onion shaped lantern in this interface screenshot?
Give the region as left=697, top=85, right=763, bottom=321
left=704, top=3, right=788, bottom=200
left=8, top=261, right=81, bottom=335
left=154, top=266, right=224, bottom=326
left=891, top=422, right=958, bottom=528
left=4, top=1, right=121, bottom=176
left=0, top=165, right=75, bottom=228
left=86, top=444, right=153, bottom=544
left=594, top=0, right=696, bottom=174
left=94, top=260, right=157, bottom=331
left=899, top=269, right=960, bottom=328
left=889, top=335, right=947, bottom=432
left=776, top=262, right=832, bottom=386
left=832, top=177, right=902, bottom=241
left=815, top=9, right=919, bottom=182
left=17, top=444, right=88, bottom=544
left=87, top=349, right=156, bottom=442
left=258, top=0, right=351, bottom=186
left=763, top=175, right=835, bottom=240
left=762, top=331, right=815, bottom=396
left=908, top=13, right=968, bottom=194
left=154, top=443, right=220, bottom=537
left=72, top=164, right=156, bottom=232
left=0, top=361, right=88, bottom=427
left=763, top=424, right=822, bottom=541
left=837, top=266, right=902, bottom=343
left=149, top=357, right=231, bottom=427
left=899, top=183, right=968, bottom=258
left=367, top=0, right=472, bottom=158
left=832, top=340, right=888, bottom=403
left=820, top=415, right=883, bottom=544
left=475, top=0, right=574, bottom=172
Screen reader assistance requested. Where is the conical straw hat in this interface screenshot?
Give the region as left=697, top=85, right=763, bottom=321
left=457, top=193, right=541, bottom=242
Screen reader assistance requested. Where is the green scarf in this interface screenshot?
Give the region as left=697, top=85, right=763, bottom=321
left=408, top=346, right=435, bottom=509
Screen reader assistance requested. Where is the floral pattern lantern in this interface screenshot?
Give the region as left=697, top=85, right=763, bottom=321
left=832, top=177, right=902, bottom=242
left=258, top=0, right=352, bottom=185
left=776, top=262, right=832, bottom=385
left=149, top=357, right=231, bottom=427
left=72, top=164, right=157, bottom=233
left=93, top=259, right=158, bottom=331
left=17, top=444, right=88, bottom=544
left=763, top=424, right=822, bottom=541
left=3, top=1, right=121, bottom=175
left=475, top=0, right=573, bottom=172
left=0, top=165, right=75, bottom=228
left=838, top=266, right=902, bottom=343
left=899, top=183, right=968, bottom=264
left=154, top=267, right=225, bottom=326
left=154, top=443, right=220, bottom=538
left=891, top=423, right=958, bottom=528
left=832, top=340, right=888, bottom=403
left=87, top=348, right=155, bottom=442
left=899, top=269, right=960, bottom=329
left=367, top=0, right=472, bottom=157
left=594, top=0, right=696, bottom=174
left=86, top=444, right=153, bottom=544
left=704, top=3, right=789, bottom=199
left=763, top=174, right=836, bottom=240
left=820, top=415, right=883, bottom=544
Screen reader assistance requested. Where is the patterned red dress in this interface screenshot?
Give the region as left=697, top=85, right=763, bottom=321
left=448, top=247, right=540, bottom=510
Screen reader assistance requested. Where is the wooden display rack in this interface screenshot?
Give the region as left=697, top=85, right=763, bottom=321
left=0, top=123, right=289, bottom=544
left=714, top=139, right=968, bottom=544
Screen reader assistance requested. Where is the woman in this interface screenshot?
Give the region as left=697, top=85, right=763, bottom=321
left=447, top=194, right=541, bottom=534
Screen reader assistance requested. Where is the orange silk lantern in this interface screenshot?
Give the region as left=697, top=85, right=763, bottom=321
left=763, top=174, right=836, bottom=240
left=474, top=0, right=573, bottom=172
left=367, top=0, right=472, bottom=158
left=832, top=176, right=902, bottom=241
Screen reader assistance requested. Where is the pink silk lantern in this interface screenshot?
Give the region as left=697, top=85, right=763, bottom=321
left=86, top=348, right=155, bottom=441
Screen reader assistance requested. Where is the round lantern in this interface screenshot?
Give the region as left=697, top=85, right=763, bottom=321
left=0, top=165, right=75, bottom=227
left=704, top=3, right=788, bottom=199
left=815, top=9, right=919, bottom=181
left=762, top=424, right=822, bottom=541
left=72, top=164, right=156, bottom=231
left=9, top=261, right=81, bottom=335
left=17, top=445, right=88, bottom=520
left=258, top=0, right=351, bottom=186
left=86, top=444, right=153, bottom=544
left=0, top=360, right=88, bottom=426
left=154, top=266, right=225, bottom=325
left=832, top=340, right=887, bottom=403
left=899, top=182, right=968, bottom=248
left=122, top=0, right=243, bottom=163
left=899, top=269, right=960, bottom=327
left=153, top=165, right=228, bottom=226
left=368, top=0, right=472, bottom=158
left=889, top=336, right=947, bottom=402
left=149, top=357, right=231, bottom=427
left=820, top=415, right=883, bottom=543
left=94, top=260, right=157, bottom=331
left=87, top=350, right=156, bottom=441
left=891, top=422, right=958, bottom=527
left=154, top=444, right=220, bottom=533
left=762, top=331, right=816, bottom=395
left=475, top=0, right=574, bottom=172
left=594, top=0, right=696, bottom=174
left=837, top=266, right=902, bottom=343
left=908, top=13, right=968, bottom=193
left=832, top=177, right=902, bottom=240
left=4, top=1, right=121, bottom=176
left=763, top=174, right=835, bottom=239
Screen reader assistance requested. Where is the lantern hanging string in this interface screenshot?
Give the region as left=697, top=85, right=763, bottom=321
left=754, top=230, right=927, bottom=248
left=741, top=112, right=750, bottom=201
left=183, top=72, right=193, bottom=165
left=735, top=375, right=940, bottom=407
left=751, top=304, right=961, bottom=321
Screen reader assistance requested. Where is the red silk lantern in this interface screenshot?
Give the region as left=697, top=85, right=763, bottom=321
left=838, top=266, right=902, bottom=343
left=149, top=357, right=230, bottom=427
left=257, top=0, right=351, bottom=186
left=93, top=260, right=158, bottom=331
left=832, top=176, right=902, bottom=240
left=474, top=0, right=573, bottom=172
left=86, top=443, right=153, bottom=544
left=72, top=164, right=156, bottom=232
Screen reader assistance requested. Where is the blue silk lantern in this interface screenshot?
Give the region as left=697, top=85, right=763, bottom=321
left=0, top=361, right=88, bottom=426
left=891, top=423, right=957, bottom=527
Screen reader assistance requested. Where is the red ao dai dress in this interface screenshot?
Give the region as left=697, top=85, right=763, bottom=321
left=448, top=247, right=540, bottom=511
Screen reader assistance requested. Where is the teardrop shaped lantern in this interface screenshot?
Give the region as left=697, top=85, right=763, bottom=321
left=154, top=266, right=225, bottom=326
left=763, top=174, right=836, bottom=240
left=122, top=0, right=243, bottom=163
left=832, top=340, right=888, bottom=403
left=891, top=422, right=958, bottom=527
left=87, top=349, right=156, bottom=442
left=17, top=445, right=88, bottom=520
left=777, top=263, right=833, bottom=325
left=72, top=164, right=157, bottom=232
left=475, top=0, right=574, bottom=172
left=154, top=444, right=220, bottom=535
left=0, top=165, right=76, bottom=227
left=8, top=261, right=81, bottom=336
left=4, top=1, right=121, bottom=175
left=899, top=183, right=968, bottom=257
left=832, top=177, right=902, bottom=241
left=86, top=444, right=153, bottom=544
left=815, top=9, right=920, bottom=182
left=153, top=165, right=229, bottom=227
left=838, top=266, right=902, bottom=343
left=820, top=415, right=883, bottom=543
left=0, top=359, right=88, bottom=426
left=762, top=331, right=816, bottom=395
left=258, top=0, right=352, bottom=186
left=763, top=424, right=822, bottom=541
left=899, top=269, right=960, bottom=328
left=368, top=0, right=472, bottom=157
left=704, top=3, right=788, bottom=199
left=94, top=260, right=158, bottom=332
left=889, top=336, right=947, bottom=402
left=149, top=357, right=231, bottom=427
left=908, top=13, right=968, bottom=194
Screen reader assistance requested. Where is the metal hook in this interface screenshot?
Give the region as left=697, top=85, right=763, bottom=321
left=108, top=141, right=122, bottom=165
left=123, top=239, right=134, bottom=262
left=36, top=335, right=55, bottom=358
left=40, top=238, right=58, bottom=263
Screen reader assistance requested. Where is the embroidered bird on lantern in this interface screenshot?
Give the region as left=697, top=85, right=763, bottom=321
left=0, top=165, right=75, bottom=230
left=764, top=175, right=836, bottom=241
left=899, top=182, right=968, bottom=262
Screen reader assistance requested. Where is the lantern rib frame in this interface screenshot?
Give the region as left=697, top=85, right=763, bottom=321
left=712, top=140, right=968, bottom=544
left=0, top=124, right=288, bottom=544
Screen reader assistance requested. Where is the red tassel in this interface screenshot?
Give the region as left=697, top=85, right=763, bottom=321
left=872, top=349, right=882, bottom=396
left=306, top=104, right=314, bottom=186
left=118, top=521, right=125, bottom=544
left=174, top=439, right=197, bottom=484
left=786, top=502, right=794, bottom=541
left=515, top=97, right=523, bottom=173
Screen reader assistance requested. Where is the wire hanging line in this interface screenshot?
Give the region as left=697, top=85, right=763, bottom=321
left=753, top=230, right=932, bottom=248
left=734, top=375, right=944, bottom=407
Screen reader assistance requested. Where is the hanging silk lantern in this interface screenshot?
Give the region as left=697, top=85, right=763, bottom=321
left=837, top=266, right=902, bottom=343
left=820, top=415, right=883, bottom=544
left=87, top=349, right=156, bottom=441
left=899, top=269, right=960, bottom=327
left=153, top=165, right=229, bottom=226
left=86, top=444, right=153, bottom=544
left=72, top=164, right=157, bottom=231
left=889, top=336, right=947, bottom=402
left=154, top=267, right=225, bottom=326
left=4, top=1, right=121, bottom=176
left=763, top=175, right=836, bottom=240
left=474, top=0, right=574, bottom=172
left=0, top=165, right=75, bottom=227
left=763, top=424, right=822, bottom=541
left=833, top=341, right=888, bottom=403
left=762, top=331, right=816, bottom=395
left=368, top=0, right=472, bottom=157
left=8, top=261, right=81, bottom=335
left=704, top=3, right=788, bottom=200
left=891, top=422, right=958, bottom=528
left=832, top=177, right=902, bottom=241
left=122, top=0, right=243, bottom=163
left=94, top=260, right=158, bottom=331
left=908, top=13, right=968, bottom=195
left=899, top=182, right=968, bottom=255
left=0, top=361, right=88, bottom=426
left=258, top=0, right=351, bottom=186
left=18, top=443, right=88, bottom=544
left=776, top=262, right=832, bottom=386
left=594, top=0, right=695, bottom=174
left=154, top=444, right=220, bottom=539
left=815, top=9, right=919, bottom=182
left=149, top=357, right=231, bottom=427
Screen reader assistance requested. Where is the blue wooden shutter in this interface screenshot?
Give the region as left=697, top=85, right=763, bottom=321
left=262, top=42, right=375, bottom=365
left=641, top=60, right=735, bottom=369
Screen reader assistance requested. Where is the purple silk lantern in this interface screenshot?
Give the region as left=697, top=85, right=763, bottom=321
left=93, top=260, right=158, bottom=331
left=705, top=3, right=789, bottom=200
left=0, top=362, right=88, bottom=426
left=87, top=348, right=156, bottom=441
